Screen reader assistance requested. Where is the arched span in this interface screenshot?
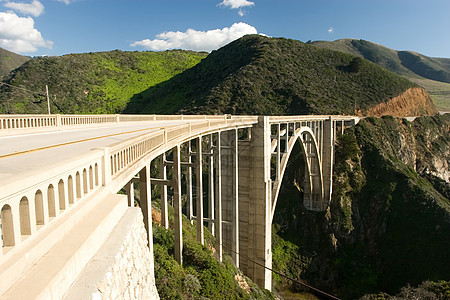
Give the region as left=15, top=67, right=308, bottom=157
left=271, top=126, right=324, bottom=221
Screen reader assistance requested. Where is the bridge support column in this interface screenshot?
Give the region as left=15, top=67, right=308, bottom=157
left=239, top=116, right=272, bottom=290
left=125, top=181, right=134, bottom=207
left=207, top=135, right=215, bottom=235
left=138, top=164, right=155, bottom=278
left=138, top=166, right=151, bottom=246
left=214, top=132, right=223, bottom=262
left=160, top=153, right=169, bottom=229
left=221, top=129, right=239, bottom=267
left=173, top=146, right=183, bottom=265
left=195, top=137, right=204, bottom=245
left=322, top=117, right=334, bottom=207
left=187, top=142, right=194, bottom=224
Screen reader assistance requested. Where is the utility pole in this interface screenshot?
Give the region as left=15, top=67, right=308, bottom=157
left=45, top=85, right=51, bottom=114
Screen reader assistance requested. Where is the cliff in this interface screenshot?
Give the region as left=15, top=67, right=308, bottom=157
left=365, top=87, right=437, bottom=117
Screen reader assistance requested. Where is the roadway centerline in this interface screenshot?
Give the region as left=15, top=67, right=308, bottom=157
left=0, top=126, right=162, bottom=159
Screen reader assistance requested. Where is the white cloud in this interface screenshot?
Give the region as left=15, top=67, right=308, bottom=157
left=131, top=22, right=258, bottom=52
left=55, top=0, right=76, bottom=4
left=3, top=0, right=44, bottom=17
left=218, top=0, right=254, bottom=9
left=328, top=27, right=334, bottom=34
left=0, top=11, right=52, bottom=53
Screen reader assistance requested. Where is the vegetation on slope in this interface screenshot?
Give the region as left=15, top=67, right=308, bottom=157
left=0, top=50, right=207, bottom=114
left=361, top=280, right=450, bottom=299
left=0, top=47, right=29, bottom=79
left=410, top=77, right=450, bottom=112
left=272, top=114, right=450, bottom=299
left=125, top=35, right=417, bottom=116
left=151, top=200, right=274, bottom=299
left=311, top=39, right=450, bottom=111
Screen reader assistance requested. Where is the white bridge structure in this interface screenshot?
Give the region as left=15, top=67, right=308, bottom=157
left=0, top=114, right=358, bottom=299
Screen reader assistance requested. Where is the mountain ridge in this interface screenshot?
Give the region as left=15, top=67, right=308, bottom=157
left=126, top=35, right=434, bottom=117
left=0, top=47, right=30, bottom=79
left=311, top=39, right=450, bottom=82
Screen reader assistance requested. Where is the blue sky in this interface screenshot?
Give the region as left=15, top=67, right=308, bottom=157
left=1, top=0, right=449, bottom=58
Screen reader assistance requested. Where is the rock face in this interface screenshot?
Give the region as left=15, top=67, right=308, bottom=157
left=94, top=209, right=159, bottom=300
left=366, top=87, right=437, bottom=117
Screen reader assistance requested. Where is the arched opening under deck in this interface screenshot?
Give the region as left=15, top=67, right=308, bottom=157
left=19, top=196, right=31, bottom=236
left=1, top=204, right=15, bottom=247
left=76, top=172, right=82, bottom=199
left=82, top=169, right=88, bottom=194
left=48, top=184, right=56, bottom=218
left=68, top=175, right=74, bottom=204
left=58, top=179, right=66, bottom=211
left=35, top=190, right=44, bottom=226
left=272, top=141, right=308, bottom=233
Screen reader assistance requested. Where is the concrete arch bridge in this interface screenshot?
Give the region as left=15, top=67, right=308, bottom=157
left=0, top=114, right=358, bottom=299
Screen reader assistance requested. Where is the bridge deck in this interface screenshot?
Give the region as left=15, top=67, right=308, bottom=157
left=0, top=120, right=194, bottom=196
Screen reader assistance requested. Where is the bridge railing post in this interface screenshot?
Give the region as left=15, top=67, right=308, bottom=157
left=101, top=147, right=112, bottom=186
left=56, top=114, right=61, bottom=127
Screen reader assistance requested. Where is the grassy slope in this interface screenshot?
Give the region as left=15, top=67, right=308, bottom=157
left=0, top=47, right=30, bottom=79
left=125, top=35, right=417, bottom=116
left=272, top=114, right=450, bottom=299
left=311, top=39, right=450, bottom=111
left=409, top=77, right=450, bottom=112
left=0, top=50, right=207, bottom=114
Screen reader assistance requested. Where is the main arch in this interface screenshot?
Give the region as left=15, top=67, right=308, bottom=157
left=235, top=116, right=338, bottom=290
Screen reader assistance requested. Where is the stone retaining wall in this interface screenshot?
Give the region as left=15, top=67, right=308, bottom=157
left=64, top=208, right=159, bottom=300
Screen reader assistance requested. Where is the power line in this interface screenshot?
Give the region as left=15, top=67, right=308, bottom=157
left=0, top=82, right=45, bottom=96
left=220, top=243, right=341, bottom=300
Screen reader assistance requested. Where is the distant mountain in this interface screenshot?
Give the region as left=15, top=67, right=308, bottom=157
left=311, top=39, right=450, bottom=83
left=125, top=35, right=435, bottom=116
left=0, top=50, right=207, bottom=114
left=311, top=39, right=450, bottom=111
left=0, top=47, right=30, bottom=79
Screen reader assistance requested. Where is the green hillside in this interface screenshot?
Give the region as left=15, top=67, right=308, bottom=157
left=0, top=50, right=207, bottom=114
left=311, top=39, right=450, bottom=111
left=125, top=35, right=418, bottom=116
left=0, top=47, right=30, bottom=79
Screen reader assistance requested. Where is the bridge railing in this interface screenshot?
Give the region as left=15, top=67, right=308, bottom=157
left=0, top=149, right=104, bottom=263
left=0, top=114, right=358, bottom=131
left=106, top=117, right=258, bottom=181
left=0, top=114, right=239, bottom=131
